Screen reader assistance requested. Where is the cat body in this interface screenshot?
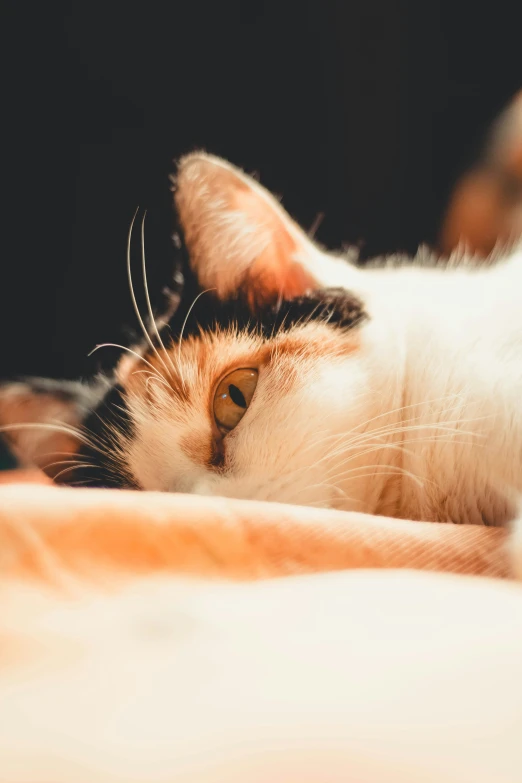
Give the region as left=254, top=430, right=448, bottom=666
left=323, top=250, right=522, bottom=525
left=117, top=158, right=522, bottom=531
left=2, top=154, right=522, bottom=537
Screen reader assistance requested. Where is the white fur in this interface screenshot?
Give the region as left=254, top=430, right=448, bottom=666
left=334, top=246, right=522, bottom=525
left=106, top=154, right=522, bottom=574
left=121, top=244, right=522, bottom=536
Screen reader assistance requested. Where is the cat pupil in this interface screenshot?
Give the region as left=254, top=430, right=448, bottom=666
left=229, top=384, right=247, bottom=408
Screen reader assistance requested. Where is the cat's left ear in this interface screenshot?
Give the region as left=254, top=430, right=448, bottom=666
left=174, top=153, right=341, bottom=307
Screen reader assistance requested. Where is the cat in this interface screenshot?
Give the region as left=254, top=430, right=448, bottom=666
left=1, top=152, right=522, bottom=569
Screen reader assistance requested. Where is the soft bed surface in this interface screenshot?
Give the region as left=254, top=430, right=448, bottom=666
left=0, top=470, right=520, bottom=783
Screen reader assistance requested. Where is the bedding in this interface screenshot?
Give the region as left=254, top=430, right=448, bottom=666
left=0, top=470, right=508, bottom=583
left=0, top=474, right=520, bottom=782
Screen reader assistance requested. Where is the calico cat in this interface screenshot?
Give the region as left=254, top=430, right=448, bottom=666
left=2, top=152, right=522, bottom=546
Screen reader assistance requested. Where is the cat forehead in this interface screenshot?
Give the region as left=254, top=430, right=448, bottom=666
left=79, top=291, right=367, bottom=489
left=125, top=319, right=361, bottom=410
left=122, top=289, right=368, bottom=405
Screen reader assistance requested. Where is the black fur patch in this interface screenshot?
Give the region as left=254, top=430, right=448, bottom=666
left=73, top=383, right=137, bottom=489
left=164, top=285, right=368, bottom=341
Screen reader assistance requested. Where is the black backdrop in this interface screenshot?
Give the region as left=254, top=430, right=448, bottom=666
left=2, top=0, right=521, bottom=380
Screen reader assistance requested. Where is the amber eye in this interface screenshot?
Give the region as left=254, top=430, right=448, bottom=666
left=213, top=368, right=259, bottom=435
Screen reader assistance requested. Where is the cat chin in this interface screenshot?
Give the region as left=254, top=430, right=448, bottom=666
left=188, top=470, right=382, bottom=513
left=191, top=479, right=339, bottom=509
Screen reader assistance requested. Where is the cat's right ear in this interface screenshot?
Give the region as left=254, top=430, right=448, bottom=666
left=173, top=153, right=348, bottom=308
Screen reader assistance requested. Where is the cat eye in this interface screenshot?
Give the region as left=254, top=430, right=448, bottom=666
left=213, top=368, right=258, bottom=435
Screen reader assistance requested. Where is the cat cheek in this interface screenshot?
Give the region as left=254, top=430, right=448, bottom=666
left=179, top=432, right=215, bottom=467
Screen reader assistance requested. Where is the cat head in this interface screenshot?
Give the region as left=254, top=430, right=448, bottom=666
left=0, top=154, right=397, bottom=511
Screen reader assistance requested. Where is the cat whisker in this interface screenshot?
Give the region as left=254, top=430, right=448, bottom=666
left=140, top=210, right=178, bottom=380
left=41, top=457, right=96, bottom=471
left=144, top=375, right=170, bottom=395
left=298, top=395, right=491, bottom=456
left=38, top=449, right=92, bottom=459
left=346, top=416, right=486, bottom=447
left=305, top=420, right=484, bottom=471
left=89, top=343, right=169, bottom=388
left=347, top=394, right=470, bottom=433
left=0, top=422, right=100, bottom=453
left=52, top=463, right=99, bottom=482
left=126, top=207, right=172, bottom=379
left=177, top=288, right=216, bottom=393
left=325, top=463, right=426, bottom=490
left=297, top=409, right=439, bottom=460
left=323, top=435, right=485, bottom=479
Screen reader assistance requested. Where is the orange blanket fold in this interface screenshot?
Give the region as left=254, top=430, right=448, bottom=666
left=0, top=472, right=508, bottom=583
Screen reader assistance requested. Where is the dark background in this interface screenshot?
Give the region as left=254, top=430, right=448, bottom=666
left=1, top=0, right=521, bottom=381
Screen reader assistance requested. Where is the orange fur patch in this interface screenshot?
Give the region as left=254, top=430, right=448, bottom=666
left=126, top=322, right=360, bottom=426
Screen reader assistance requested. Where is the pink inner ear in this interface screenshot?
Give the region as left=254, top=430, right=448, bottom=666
left=246, top=249, right=318, bottom=308
left=234, top=188, right=318, bottom=307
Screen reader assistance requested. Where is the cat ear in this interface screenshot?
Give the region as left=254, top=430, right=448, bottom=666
left=0, top=379, right=98, bottom=480
left=174, top=153, right=326, bottom=307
